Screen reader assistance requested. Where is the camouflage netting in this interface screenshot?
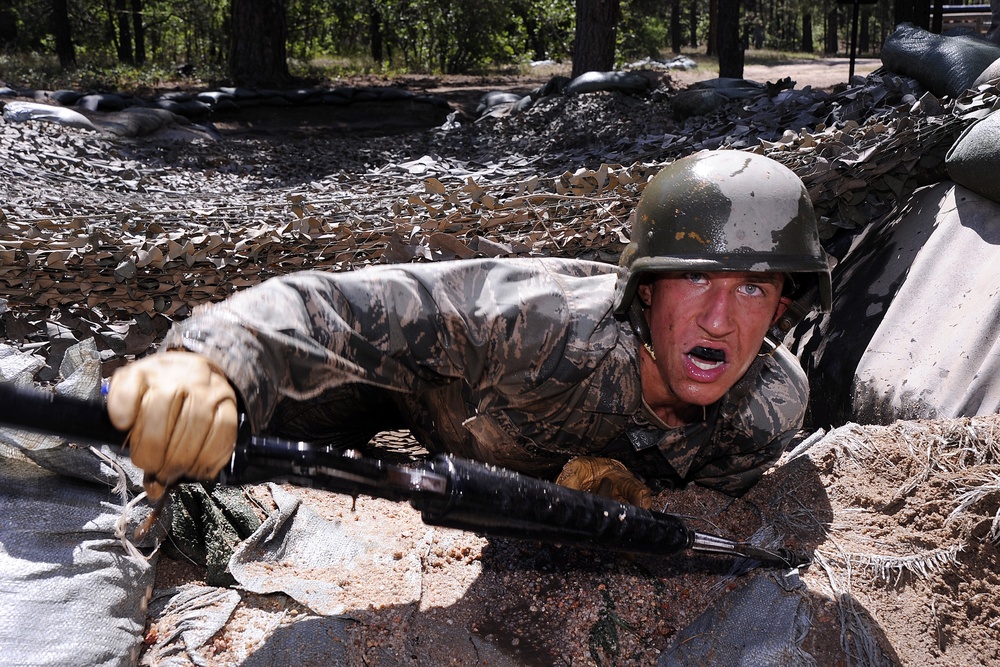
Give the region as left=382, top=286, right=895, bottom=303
left=3, top=66, right=997, bottom=372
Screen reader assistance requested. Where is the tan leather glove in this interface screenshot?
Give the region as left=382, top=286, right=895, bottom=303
left=555, top=456, right=653, bottom=510
left=106, top=351, right=238, bottom=501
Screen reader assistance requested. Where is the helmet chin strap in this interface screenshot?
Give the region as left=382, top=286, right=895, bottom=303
left=627, top=300, right=657, bottom=360
left=763, top=283, right=820, bottom=355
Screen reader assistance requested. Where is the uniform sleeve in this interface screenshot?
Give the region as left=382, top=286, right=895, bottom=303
left=686, top=346, right=809, bottom=497
left=160, top=260, right=614, bottom=436
left=161, top=266, right=497, bottom=432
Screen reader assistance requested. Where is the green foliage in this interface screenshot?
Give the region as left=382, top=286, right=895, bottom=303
left=587, top=587, right=637, bottom=666
left=618, top=0, right=670, bottom=62
left=0, top=53, right=66, bottom=89
left=4, top=0, right=897, bottom=80
left=0, top=52, right=221, bottom=93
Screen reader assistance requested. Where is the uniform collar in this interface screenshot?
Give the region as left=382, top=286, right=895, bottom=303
left=628, top=398, right=719, bottom=478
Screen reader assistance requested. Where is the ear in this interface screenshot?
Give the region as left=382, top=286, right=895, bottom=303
left=771, top=296, right=792, bottom=324
left=636, top=283, right=653, bottom=307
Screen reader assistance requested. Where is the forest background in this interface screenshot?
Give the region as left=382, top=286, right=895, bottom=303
left=1, top=0, right=916, bottom=91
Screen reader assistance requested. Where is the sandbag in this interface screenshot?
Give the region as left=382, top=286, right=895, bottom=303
left=673, top=78, right=767, bottom=120
left=563, top=70, right=651, bottom=96
left=851, top=183, right=1000, bottom=422
left=2, top=100, right=98, bottom=131
left=0, top=340, right=162, bottom=667
left=672, top=88, right=730, bottom=119
left=973, top=54, right=1000, bottom=87
left=789, top=182, right=955, bottom=426
left=881, top=23, right=1000, bottom=98
left=475, top=91, right=523, bottom=116
left=229, top=484, right=431, bottom=616
left=792, top=181, right=1000, bottom=425
left=0, top=459, right=158, bottom=667
left=945, top=108, right=1000, bottom=202
left=78, top=92, right=128, bottom=112
left=660, top=571, right=815, bottom=666
left=140, top=585, right=242, bottom=666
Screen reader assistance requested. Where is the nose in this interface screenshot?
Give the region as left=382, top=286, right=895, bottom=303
left=696, top=286, right=736, bottom=336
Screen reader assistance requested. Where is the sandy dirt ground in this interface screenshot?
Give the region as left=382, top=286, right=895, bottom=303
left=672, top=56, right=882, bottom=90
left=146, top=415, right=1000, bottom=667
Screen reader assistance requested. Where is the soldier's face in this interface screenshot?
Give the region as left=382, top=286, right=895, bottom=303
left=637, top=271, right=788, bottom=417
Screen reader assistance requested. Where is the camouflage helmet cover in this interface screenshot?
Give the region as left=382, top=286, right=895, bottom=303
left=614, top=150, right=832, bottom=316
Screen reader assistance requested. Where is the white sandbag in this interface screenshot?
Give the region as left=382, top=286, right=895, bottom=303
left=2, top=100, right=98, bottom=131
left=0, top=458, right=158, bottom=667
left=0, top=341, right=162, bottom=666
left=973, top=54, right=1000, bottom=87
left=945, top=108, right=1000, bottom=202
left=140, top=585, right=241, bottom=666
left=852, top=182, right=1000, bottom=421
left=228, top=484, right=431, bottom=616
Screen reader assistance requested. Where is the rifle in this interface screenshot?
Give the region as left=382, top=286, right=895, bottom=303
left=0, top=381, right=810, bottom=569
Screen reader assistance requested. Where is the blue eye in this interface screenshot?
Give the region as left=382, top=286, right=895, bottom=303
left=740, top=283, right=772, bottom=298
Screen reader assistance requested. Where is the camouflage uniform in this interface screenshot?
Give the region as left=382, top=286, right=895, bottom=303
left=165, top=257, right=807, bottom=497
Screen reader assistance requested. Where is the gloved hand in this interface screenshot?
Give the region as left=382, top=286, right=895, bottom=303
left=106, top=351, right=239, bottom=501
left=555, top=456, right=653, bottom=510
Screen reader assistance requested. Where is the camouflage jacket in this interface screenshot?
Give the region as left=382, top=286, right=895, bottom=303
left=165, top=257, right=808, bottom=496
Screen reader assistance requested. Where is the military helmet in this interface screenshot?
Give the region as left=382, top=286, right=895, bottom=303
left=614, top=150, right=832, bottom=317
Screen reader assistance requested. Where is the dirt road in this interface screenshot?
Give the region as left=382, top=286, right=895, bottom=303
left=670, top=56, right=882, bottom=90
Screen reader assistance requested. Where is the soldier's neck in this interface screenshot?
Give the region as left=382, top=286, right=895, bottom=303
left=638, top=349, right=705, bottom=427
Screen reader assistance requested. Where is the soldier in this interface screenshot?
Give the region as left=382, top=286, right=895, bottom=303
left=107, top=150, right=831, bottom=509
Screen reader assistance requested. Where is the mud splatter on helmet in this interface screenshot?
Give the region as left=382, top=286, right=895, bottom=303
left=614, top=150, right=832, bottom=317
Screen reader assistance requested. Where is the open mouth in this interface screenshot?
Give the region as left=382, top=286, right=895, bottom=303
left=688, top=345, right=726, bottom=370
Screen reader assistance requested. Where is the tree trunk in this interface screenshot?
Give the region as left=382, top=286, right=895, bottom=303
left=717, top=0, right=743, bottom=77
left=229, top=0, right=292, bottom=87
left=706, top=0, right=718, bottom=56
left=689, top=0, right=698, bottom=48
left=801, top=13, right=813, bottom=52
left=859, top=9, right=870, bottom=52
left=825, top=7, right=839, bottom=54
left=571, top=0, right=621, bottom=77
left=131, top=0, right=146, bottom=65
left=0, top=0, right=16, bottom=47
left=671, top=0, right=682, bottom=52
left=368, top=1, right=383, bottom=64
left=115, top=0, right=134, bottom=64
left=51, top=0, right=76, bottom=68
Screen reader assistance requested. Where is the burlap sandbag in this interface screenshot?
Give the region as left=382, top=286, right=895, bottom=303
left=881, top=23, right=1000, bottom=98
left=946, top=108, right=1000, bottom=202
